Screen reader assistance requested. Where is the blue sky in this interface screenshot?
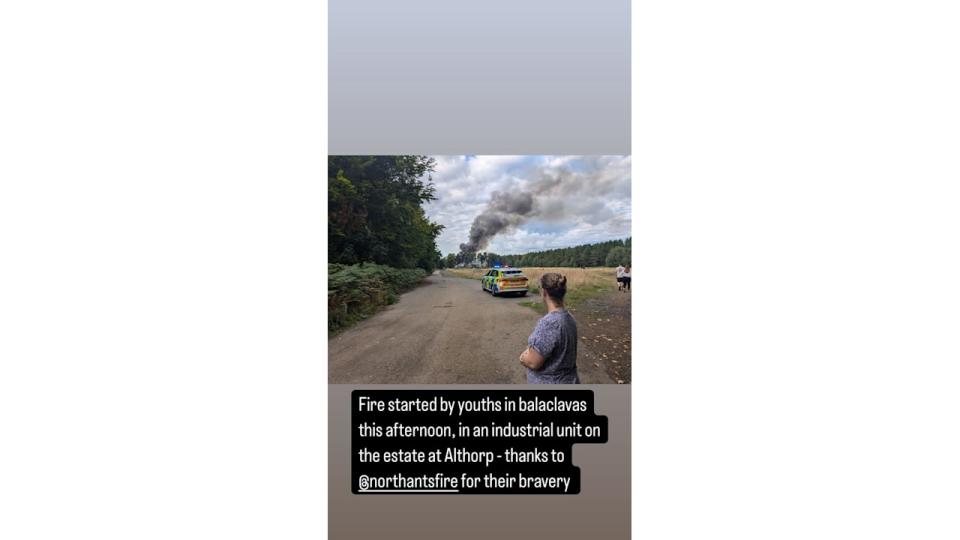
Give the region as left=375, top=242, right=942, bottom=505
left=422, top=155, right=631, bottom=256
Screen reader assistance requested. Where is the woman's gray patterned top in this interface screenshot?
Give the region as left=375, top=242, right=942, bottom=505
left=526, top=309, right=579, bottom=384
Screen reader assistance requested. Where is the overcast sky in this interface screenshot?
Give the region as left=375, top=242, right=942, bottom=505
left=422, top=155, right=631, bottom=256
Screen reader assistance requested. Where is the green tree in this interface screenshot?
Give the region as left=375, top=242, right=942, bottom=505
left=605, top=246, right=631, bottom=267
left=328, top=156, right=443, bottom=272
left=478, top=237, right=632, bottom=268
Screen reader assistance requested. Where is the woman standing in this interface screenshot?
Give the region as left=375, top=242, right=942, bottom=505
left=519, top=273, right=579, bottom=384
left=622, top=266, right=631, bottom=291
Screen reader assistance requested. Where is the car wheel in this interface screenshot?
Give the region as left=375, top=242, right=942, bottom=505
left=519, top=291, right=527, bottom=297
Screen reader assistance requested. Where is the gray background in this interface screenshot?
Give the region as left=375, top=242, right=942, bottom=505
left=329, top=0, right=630, bottom=155
left=329, top=385, right=630, bottom=540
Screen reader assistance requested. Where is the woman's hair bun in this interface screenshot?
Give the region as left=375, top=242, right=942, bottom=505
left=539, top=272, right=568, bottom=301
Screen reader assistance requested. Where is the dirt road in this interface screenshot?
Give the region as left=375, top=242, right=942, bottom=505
left=329, top=273, right=616, bottom=384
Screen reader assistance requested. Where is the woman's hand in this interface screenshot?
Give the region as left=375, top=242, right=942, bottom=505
left=519, top=346, right=546, bottom=370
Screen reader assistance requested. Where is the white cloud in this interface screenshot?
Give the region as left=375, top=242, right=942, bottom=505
left=423, top=155, right=631, bottom=255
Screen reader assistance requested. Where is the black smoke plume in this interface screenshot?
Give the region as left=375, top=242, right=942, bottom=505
left=458, top=190, right=535, bottom=254
left=454, top=157, right=629, bottom=261
left=458, top=168, right=581, bottom=257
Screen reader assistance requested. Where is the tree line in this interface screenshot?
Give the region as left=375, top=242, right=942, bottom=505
left=329, top=156, right=443, bottom=272
left=441, top=237, right=632, bottom=269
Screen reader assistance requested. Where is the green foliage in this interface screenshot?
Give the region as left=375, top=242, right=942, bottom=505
left=476, top=238, right=631, bottom=268
left=441, top=253, right=457, bottom=269
left=329, top=156, right=443, bottom=272
left=328, top=263, right=427, bottom=332
left=605, top=246, right=631, bottom=267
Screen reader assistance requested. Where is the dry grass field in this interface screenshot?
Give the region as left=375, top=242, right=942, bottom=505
left=444, top=266, right=620, bottom=306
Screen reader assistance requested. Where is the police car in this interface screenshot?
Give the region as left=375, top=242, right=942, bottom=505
left=481, top=266, right=529, bottom=297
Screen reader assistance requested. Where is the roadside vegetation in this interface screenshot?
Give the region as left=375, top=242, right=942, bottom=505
left=444, top=266, right=619, bottom=312
left=328, top=156, right=442, bottom=333
left=328, top=263, right=427, bottom=332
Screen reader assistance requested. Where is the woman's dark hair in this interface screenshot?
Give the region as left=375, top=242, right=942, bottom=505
left=539, top=273, right=567, bottom=301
